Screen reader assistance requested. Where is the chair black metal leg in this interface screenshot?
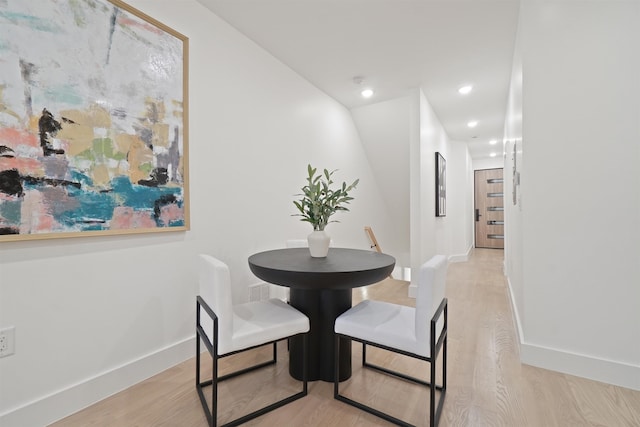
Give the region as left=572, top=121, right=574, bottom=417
left=362, top=342, right=366, bottom=366
left=333, top=335, right=340, bottom=398
left=363, top=343, right=434, bottom=387
left=197, top=336, right=308, bottom=427
left=302, top=333, right=308, bottom=394
left=430, top=352, right=436, bottom=427
left=334, top=333, right=447, bottom=427
left=212, top=352, right=218, bottom=427
left=432, top=334, right=447, bottom=427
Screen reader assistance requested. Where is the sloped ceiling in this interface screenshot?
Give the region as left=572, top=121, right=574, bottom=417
left=195, top=0, right=520, bottom=159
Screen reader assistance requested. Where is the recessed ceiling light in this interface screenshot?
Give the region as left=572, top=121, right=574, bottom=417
left=467, top=120, right=478, bottom=128
left=458, top=85, right=473, bottom=95
left=490, top=152, right=497, bottom=157
left=361, top=88, right=374, bottom=98
left=489, top=139, right=498, bottom=145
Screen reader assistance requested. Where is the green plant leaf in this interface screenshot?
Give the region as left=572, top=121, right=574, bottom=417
left=292, top=164, right=359, bottom=231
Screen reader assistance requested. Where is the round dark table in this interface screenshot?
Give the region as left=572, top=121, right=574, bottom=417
left=248, top=247, right=395, bottom=382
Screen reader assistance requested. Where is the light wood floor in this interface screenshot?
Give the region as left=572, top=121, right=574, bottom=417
left=52, top=249, right=640, bottom=426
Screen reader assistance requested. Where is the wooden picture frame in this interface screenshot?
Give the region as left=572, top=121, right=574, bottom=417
left=435, top=152, right=446, bottom=217
left=0, top=0, right=189, bottom=242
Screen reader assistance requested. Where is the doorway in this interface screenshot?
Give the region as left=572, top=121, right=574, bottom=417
left=474, top=168, right=504, bottom=249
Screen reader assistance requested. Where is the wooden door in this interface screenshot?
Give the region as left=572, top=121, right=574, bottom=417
left=474, top=168, right=504, bottom=249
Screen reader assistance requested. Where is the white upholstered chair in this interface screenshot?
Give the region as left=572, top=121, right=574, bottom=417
left=196, top=254, right=310, bottom=427
left=333, top=254, right=448, bottom=427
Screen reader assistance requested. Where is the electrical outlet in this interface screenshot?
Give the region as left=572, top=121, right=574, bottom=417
left=0, top=326, right=16, bottom=358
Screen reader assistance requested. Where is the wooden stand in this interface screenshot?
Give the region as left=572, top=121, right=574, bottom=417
left=364, top=226, right=393, bottom=278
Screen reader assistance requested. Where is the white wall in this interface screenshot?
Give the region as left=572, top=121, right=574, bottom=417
left=473, top=156, right=504, bottom=171
left=448, top=141, right=474, bottom=262
left=352, top=91, right=474, bottom=292
left=503, top=5, right=524, bottom=343
left=351, top=96, right=412, bottom=269
left=415, top=89, right=445, bottom=264
left=408, top=89, right=473, bottom=296
left=0, top=1, right=398, bottom=424
left=506, top=0, right=640, bottom=390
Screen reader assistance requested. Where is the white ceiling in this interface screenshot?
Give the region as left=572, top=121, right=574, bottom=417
left=195, top=0, right=520, bottom=159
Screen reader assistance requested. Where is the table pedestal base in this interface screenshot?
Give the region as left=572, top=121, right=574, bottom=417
left=289, top=288, right=352, bottom=382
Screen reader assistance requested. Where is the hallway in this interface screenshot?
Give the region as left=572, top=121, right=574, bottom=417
left=52, top=249, right=640, bottom=426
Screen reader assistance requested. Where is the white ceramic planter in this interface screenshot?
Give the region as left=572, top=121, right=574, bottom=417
left=307, top=230, right=330, bottom=257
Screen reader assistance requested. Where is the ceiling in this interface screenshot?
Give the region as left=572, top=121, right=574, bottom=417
left=195, top=0, right=521, bottom=159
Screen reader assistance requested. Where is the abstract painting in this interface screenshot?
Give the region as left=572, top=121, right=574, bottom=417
left=0, top=0, right=189, bottom=241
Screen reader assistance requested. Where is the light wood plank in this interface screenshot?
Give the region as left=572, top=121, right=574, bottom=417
left=51, top=249, right=640, bottom=426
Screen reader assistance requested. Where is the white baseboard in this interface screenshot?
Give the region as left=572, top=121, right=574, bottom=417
left=506, top=279, right=639, bottom=391
left=521, top=342, right=640, bottom=391
left=0, top=336, right=194, bottom=427
left=506, top=276, right=524, bottom=348
left=448, top=245, right=473, bottom=263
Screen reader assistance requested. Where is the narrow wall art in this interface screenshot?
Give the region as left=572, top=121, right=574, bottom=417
left=0, top=0, right=189, bottom=241
left=435, top=152, right=446, bottom=217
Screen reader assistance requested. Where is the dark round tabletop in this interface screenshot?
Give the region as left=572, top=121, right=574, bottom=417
left=248, top=247, right=396, bottom=290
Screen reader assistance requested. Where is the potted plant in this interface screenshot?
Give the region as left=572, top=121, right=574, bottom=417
left=293, top=164, right=359, bottom=257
